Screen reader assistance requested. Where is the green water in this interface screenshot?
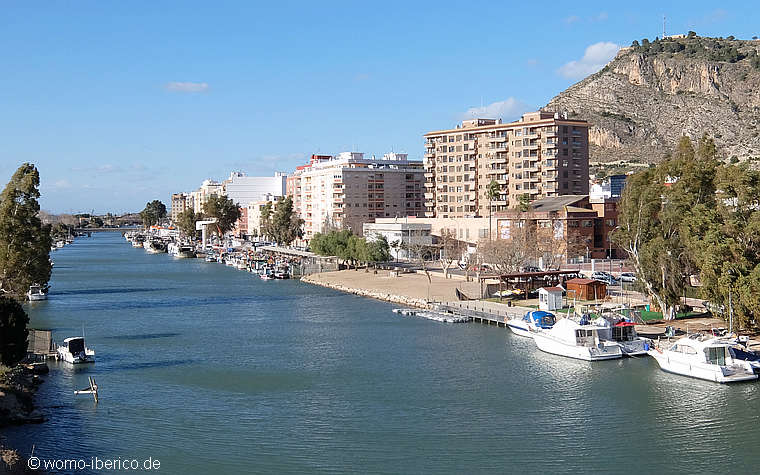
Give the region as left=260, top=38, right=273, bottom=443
left=4, top=233, right=760, bottom=474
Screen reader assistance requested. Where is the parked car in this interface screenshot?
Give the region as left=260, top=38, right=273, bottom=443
left=591, top=271, right=617, bottom=285
left=521, top=266, right=541, bottom=273
left=620, top=272, right=637, bottom=283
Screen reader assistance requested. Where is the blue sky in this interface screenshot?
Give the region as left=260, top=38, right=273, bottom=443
left=1, top=1, right=756, bottom=213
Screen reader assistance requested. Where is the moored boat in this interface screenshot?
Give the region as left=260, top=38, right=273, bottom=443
left=648, top=335, right=757, bottom=383
left=57, top=337, right=96, bottom=364
left=507, top=310, right=556, bottom=338
left=593, top=318, right=651, bottom=356
left=27, top=284, right=48, bottom=301
left=532, top=318, right=623, bottom=361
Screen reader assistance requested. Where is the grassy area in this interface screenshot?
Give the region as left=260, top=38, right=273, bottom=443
left=638, top=310, right=705, bottom=322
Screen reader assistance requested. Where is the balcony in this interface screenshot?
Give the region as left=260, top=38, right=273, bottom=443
left=424, top=172, right=434, bottom=178
left=424, top=182, right=434, bottom=188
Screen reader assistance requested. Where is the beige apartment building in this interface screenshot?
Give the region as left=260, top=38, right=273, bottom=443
left=170, top=192, right=193, bottom=222
left=287, top=152, right=425, bottom=242
left=423, top=111, right=590, bottom=218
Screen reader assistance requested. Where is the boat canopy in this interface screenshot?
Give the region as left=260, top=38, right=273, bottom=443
left=65, top=337, right=85, bottom=354
left=524, top=310, right=556, bottom=329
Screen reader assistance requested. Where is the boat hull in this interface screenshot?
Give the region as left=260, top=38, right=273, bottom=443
left=533, top=333, right=622, bottom=361
left=506, top=320, right=533, bottom=338
left=648, top=350, right=757, bottom=383
left=57, top=349, right=95, bottom=365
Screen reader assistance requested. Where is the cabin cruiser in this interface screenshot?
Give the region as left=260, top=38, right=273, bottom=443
left=27, top=284, right=48, bottom=301
left=593, top=317, right=651, bottom=356
left=532, top=318, right=623, bottom=361
left=144, top=240, right=167, bottom=254
left=57, top=337, right=95, bottom=364
left=131, top=236, right=145, bottom=248
left=506, top=310, right=556, bottom=338
left=168, top=242, right=195, bottom=258
left=648, top=335, right=758, bottom=383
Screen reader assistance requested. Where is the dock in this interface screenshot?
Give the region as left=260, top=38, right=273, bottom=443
left=435, top=301, right=527, bottom=328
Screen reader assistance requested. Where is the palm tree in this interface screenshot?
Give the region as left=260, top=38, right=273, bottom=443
left=486, top=179, right=500, bottom=241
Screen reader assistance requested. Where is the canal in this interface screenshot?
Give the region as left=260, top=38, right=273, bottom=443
left=5, top=233, right=760, bottom=473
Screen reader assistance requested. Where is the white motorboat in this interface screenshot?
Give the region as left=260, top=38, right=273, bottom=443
left=144, top=240, right=166, bottom=254
left=27, top=284, right=48, bottom=301
left=57, top=337, right=95, bottom=364
left=506, top=310, right=556, bottom=338
left=593, top=318, right=651, bottom=356
left=532, top=318, right=623, bottom=361
left=648, top=335, right=757, bottom=383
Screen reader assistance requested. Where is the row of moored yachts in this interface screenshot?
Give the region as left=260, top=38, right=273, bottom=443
left=507, top=310, right=760, bottom=383
left=124, top=231, right=291, bottom=280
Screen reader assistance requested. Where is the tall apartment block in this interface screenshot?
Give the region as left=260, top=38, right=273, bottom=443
left=170, top=192, right=193, bottom=222
left=287, top=152, right=425, bottom=242
left=423, top=111, right=590, bottom=218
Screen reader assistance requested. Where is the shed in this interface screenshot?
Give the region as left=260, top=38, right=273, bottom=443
left=538, top=287, right=563, bottom=311
left=565, top=278, right=607, bottom=301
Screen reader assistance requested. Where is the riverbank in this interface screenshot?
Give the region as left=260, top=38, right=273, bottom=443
left=301, top=268, right=482, bottom=307
left=1, top=365, right=46, bottom=474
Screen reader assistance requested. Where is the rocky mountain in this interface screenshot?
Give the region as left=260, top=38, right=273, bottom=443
left=544, top=35, right=760, bottom=163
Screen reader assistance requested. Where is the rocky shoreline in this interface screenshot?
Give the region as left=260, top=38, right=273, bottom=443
left=301, top=274, right=433, bottom=309
left=0, top=364, right=47, bottom=475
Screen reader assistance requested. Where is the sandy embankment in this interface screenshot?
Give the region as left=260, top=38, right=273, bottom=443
left=301, top=268, right=482, bottom=307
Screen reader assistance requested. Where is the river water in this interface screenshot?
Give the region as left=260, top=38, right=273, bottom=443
left=4, top=233, right=760, bottom=474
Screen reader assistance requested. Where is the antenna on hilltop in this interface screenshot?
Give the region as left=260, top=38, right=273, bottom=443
left=663, top=15, right=666, bottom=38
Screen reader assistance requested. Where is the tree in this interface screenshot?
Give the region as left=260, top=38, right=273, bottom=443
left=140, top=200, right=167, bottom=227
left=268, top=197, right=303, bottom=246
left=436, top=229, right=465, bottom=279
left=202, top=194, right=241, bottom=236
left=613, top=135, right=718, bottom=320
left=259, top=202, right=274, bottom=240
left=0, top=164, right=52, bottom=296
left=0, top=297, right=29, bottom=365
left=518, top=193, right=531, bottom=212
left=486, top=179, right=500, bottom=241
left=176, top=208, right=199, bottom=238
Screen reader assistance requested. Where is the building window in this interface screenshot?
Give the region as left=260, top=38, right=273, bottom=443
left=582, top=220, right=593, bottom=227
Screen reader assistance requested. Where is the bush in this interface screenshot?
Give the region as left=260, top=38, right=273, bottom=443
left=0, top=297, right=29, bottom=365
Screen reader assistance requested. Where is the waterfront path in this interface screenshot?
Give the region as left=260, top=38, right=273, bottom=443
left=302, top=268, right=481, bottom=306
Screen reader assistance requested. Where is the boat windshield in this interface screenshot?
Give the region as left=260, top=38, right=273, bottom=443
left=68, top=338, right=85, bottom=354
left=612, top=326, right=633, bottom=341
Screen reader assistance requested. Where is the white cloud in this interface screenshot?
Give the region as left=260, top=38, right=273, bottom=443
left=52, top=179, right=72, bottom=190
left=592, top=12, right=608, bottom=22
left=558, top=41, right=620, bottom=79
left=564, top=15, right=580, bottom=24
left=165, top=81, right=209, bottom=93
left=463, top=98, right=533, bottom=121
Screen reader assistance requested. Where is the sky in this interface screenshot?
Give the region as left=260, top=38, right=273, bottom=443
left=1, top=1, right=757, bottom=214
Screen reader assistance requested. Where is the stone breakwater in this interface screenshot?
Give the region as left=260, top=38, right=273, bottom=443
left=301, top=275, right=432, bottom=309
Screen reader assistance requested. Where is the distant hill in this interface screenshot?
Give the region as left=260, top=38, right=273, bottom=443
left=544, top=34, right=760, bottom=164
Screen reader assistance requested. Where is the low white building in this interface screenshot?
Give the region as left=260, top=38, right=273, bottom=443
left=363, top=221, right=432, bottom=260
left=538, top=287, right=563, bottom=311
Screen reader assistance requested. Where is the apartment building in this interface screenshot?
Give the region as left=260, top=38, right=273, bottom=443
left=190, top=179, right=224, bottom=214
left=288, top=152, right=425, bottom=242
left=170, top=192, right=193, bottom=222
left=223, top=171, right=288, bottom=206
left=423, top=111, right=590, bottom=218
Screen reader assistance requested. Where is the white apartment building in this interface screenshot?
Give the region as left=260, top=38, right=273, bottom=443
left=288, top=152, right=425, bottom=242
left=224, top=172, right=288, bottom=207
left=190, top=179, right=224, bottom=214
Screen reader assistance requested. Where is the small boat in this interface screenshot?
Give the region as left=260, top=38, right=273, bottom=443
left=205, top=253, right=217, bottom=262
left=532, top=318, right=623, bottom=361
left=648, top=335, right=757, bottom=383
left=259, top=273, right=273, bottom=280
left=507, top=310, right=556, bottom=338
left=593, top=318, right=651, bottom=356
left=27, top=284, right=48, bottom=301
left=57, top=337, right=95, bottom=364
left=144, top=240, right=167, bottom=254
left=55, top=240, right=65, bottom=248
